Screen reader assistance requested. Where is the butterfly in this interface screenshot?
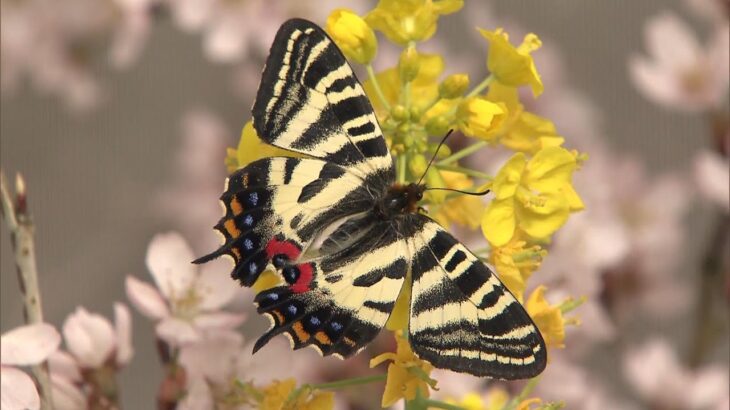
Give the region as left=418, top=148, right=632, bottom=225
left=194, top=18, right=546, bottom=379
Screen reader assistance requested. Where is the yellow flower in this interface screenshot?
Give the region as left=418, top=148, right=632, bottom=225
left=365, top=0, right=464, bottom=45
left=258, top=378, right=334, bottom=410
left=225, top=121, right=294, bottom=173
left=525, top=286, right=566, bottom=348
left=430, top=170, right=485, bottom=229
left=289, top=389, right=334, bottom=410
left=481, top=147, right=584, bottom=246
left=489, top=235, right=546, bottom=302
left=456, top=96, right=507, bottom=140
left=442, top=392, right=487, bottom=410
left=370, top=330, right=436, bottom=407
left=485, top=82, right=564, bottom=154
left=364, top=52, right=445, bottom=116
left=501, top=111, right=565, bottom=154
left=326, top=9, right=377, bottom=64
left=479, top=28, right=544, bottom=97
left=260, top=379, right=296, bottom=410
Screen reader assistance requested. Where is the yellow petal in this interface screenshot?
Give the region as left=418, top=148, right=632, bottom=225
left=252, top=270, right=282, bottom=294
left=479, top=28, right=544, bottom=96
left=382, top=363, right=409, bottom=407
left=515, top=190, right=569, bottom=239
left=491, top=153, right=526, bottom=200
left=457, top=97, right=507, bottom=140
left=562, top=183, right=585, bottom=211
left=386, top=278, right=411, bottom=331
left=525, top=286, right=566, bottom=348
left=482, top=198, right=516, bottom=246
left=524, top=146, right=576, bottom=192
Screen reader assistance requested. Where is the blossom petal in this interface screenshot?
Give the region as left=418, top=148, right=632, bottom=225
left=114, top=303, right=134, bottom=366
left=482, top=198, right=516, bottom=246
left=125, top=275, right=170, bottom=320
left=1, top=367, right=40, bottom=410
left=145, top=232, right=196, bottom=300
left=197, top=259, right=238, bottom=311
left=155, top=318, right=200, bottom=346
left=628, top=56, right=685, bottom=110
left=62, top=307, right=116, bottom=368
left=48, top=352, right=82, bottom=383
left=694, top=150, right=729, bottom=210
left=645, top=12, right=700, bottom=70
left=1, top=323, right=60, bottom=365
left=50, top=374, right=86, bottom=410
left=178, top=330, right=243, bottom=383
left=491, top=153, right=526, bottom=200
left=193, top=312, right=247, bottom=331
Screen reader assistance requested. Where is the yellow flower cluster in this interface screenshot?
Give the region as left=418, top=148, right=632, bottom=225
left=223, top=1, right=586, bottom=408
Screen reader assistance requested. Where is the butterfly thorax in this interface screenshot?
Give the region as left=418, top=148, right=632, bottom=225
left=376, top=183, right=425, bottom=220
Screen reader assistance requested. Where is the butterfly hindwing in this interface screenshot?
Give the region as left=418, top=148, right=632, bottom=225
left=408, top=220, right=547, bottom=379
left=253, top=215, right=407, bottom=358
left=193, top=156, right=376, bottom=286
left=252, top=19, right=392, bottom=177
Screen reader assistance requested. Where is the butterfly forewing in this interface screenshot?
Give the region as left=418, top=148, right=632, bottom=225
left=252, top=18, right=393, bottom=178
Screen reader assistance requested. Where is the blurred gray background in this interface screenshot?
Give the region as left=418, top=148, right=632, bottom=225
left=1, top=0, right=722, bottom=407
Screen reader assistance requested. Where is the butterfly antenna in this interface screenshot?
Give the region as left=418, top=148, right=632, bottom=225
left=425, top=187, right=491, bottom=196
left=417, top=129, right=454, bottom=186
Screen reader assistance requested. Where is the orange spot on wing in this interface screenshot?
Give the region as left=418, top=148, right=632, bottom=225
left=230, top=197, right=244, bottom=216
left=230, top=248, right=241, bottom=261
left=243, top=174, right=250, bottom=187
left=292, top=321, right=310, bottom=342
left=271, top=310, right=284, bottom=324
left=224, top=219, right=240, bottom=237
left=314, top=331, right=331, bottom=345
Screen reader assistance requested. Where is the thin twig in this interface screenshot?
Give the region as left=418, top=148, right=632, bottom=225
left=0, top=171, right=54, bottom=409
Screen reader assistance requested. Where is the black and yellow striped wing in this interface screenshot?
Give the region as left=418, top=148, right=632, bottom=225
left=408, top=219, right=547, bottom=379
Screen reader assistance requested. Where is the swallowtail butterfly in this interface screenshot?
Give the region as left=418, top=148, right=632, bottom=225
left=194, top=18, right=547, bottom=379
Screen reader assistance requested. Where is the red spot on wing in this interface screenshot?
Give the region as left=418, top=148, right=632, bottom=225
left=291, top=263, right=314, bottom=293
left=265, top=238, right=301, bottom=260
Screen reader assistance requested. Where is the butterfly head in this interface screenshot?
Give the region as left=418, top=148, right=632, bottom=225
left=377, top=183, right=426, bottom=219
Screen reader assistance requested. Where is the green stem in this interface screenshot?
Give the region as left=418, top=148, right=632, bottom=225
left=367, top=64, right=391, bottom=111
left=398, top=153, right=408, bottom=183
left=437, top=140, right=488, bottom=166
left=466, top=74, right=495, bottom=98
left=559, top=296, right=587, bottom=314
left=422, top=399, right=467, bottom=410
left=435, top=164, right=493, bottom=180
left=309, top=374, right=386, bottom=390
left=502, top=377, right=540, bottom=410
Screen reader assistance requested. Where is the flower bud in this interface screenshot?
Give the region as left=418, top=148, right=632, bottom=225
left=439, top=74, right=470, bottom=98
left=425, top=115, right=451, bottom=136
left=456, top=97, right=506, bottom=140
left=391, top=104, right=409, bottom=121
left=398, top=46, right=421, bottom=83
left=326, top=9, right=377, bottom=64
left=409, top=154, right=428, bottom=177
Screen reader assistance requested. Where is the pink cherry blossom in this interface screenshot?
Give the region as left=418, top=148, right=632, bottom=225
left=629, top=11, right=729, bottom=112
left=624, top=339, right=729, bottom=409
left=126, top=231, right=245, bottom=346
left=62, top=304, right=133, bottom=369
left=694, top=149, right=730, bottom=211
left=1, top=323, right=60, bottom=410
